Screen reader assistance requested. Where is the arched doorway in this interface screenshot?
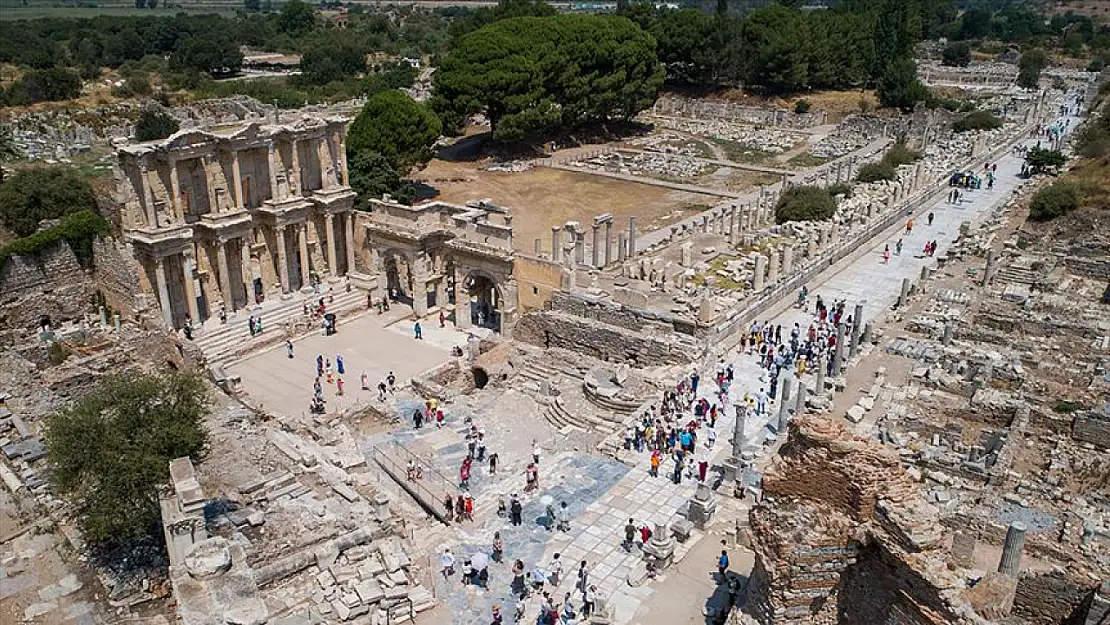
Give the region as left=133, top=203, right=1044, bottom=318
left=382, top=250, right=413, bottom=305
left=464, top=272, right=501, bottom=332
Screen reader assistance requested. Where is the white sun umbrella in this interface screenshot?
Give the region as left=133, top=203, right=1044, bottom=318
left=471, top=552, right=489, bottom=571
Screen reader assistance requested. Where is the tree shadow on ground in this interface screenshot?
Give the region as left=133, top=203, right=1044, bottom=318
left=703, top=571, right=749, bottom=625
left=434, top=121, right=657, bottom=163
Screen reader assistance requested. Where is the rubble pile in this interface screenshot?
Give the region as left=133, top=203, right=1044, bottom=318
left=646, top=117, right=806, bottom=154
left=572, top=150, right=712, bottom=180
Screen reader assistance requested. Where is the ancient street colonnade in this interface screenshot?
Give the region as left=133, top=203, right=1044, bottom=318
left=356, top=197, right=520, bottom=336
left=115, top=116, right=356, bottom=328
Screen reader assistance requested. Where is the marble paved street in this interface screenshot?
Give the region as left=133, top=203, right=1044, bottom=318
left=366, top=107, right=1083, bottom=625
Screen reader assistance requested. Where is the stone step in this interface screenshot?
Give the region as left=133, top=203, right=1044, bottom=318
left=196, top=289, right=367, bottom=366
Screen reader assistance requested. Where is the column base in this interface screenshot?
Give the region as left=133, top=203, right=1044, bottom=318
left=281, top=293, right=294, bottom=300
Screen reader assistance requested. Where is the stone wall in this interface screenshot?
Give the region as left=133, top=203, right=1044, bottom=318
left=513, top=254, right=565, bottom=312
left=549, top=291, right=699, bottom=337
left=513, top=310, right=695, bottom=367
left=0, top=241, right=92, bottom=332
left=1012, top=570, right=1100, bottom=625
left=92, top=236, right=147, bottom=322
left=1072, top=411, right=1110, bottom=449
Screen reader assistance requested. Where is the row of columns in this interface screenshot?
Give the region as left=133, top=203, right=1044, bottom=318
left=137, top=133, right=348, bottom=232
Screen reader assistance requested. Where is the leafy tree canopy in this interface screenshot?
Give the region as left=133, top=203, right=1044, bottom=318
left=434, top=14, right=664, bottom=141
left=297, top=40, right=367, bottom=86
left=942, top=41, right=971, bottom=67
left=278, top=0, right=317, bottom=37
left=134, top=108, right=180, bottom=142
left=170, top=34, right=243, bottom=77
left=876, top=56, right=929, bottom=112
left=348, top=150, right=413, bottom=206
left=1017, top=48, right=1047, bottom=90
left=0, top=167, right=97, bottom=237
left=953, top=110, right=1002, bottom=132
left=1025, top=147, right=1066, bottom=173
left=347, top=89, right=442, bottom=174
left=45, top=372, right=209, bottom=544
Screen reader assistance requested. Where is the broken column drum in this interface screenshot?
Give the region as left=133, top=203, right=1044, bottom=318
left=998, top=522, right=1027, bottom=577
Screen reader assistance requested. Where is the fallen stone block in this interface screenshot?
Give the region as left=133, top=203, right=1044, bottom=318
left=355, top=580, right=384, bottom=605
left=846, top=405, right=866, bottom=423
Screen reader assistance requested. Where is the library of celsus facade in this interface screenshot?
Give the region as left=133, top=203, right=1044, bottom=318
left=114, top=115, right=355, bottom=328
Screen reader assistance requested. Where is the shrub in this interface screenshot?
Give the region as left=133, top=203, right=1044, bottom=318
left=1025, top=147, right=1066, bottom=174
left=953, top=110, right=1002, bottom=133
left=856, top=161, right=896, bottom=183
left=1028, top=181, right=1080, bottom=221
left=775, top=185, right=836, bottom=223
left=0, top=210, right=110, bottom=268
left=794, top=99, right=811, bottom=114
left=827, top=182, right=852, bottom=198
left=0, top=167, right=98, bottom=237
left=941, top=42, right=971, bottom=67
left=48, top=342, right=71, bottom=366
left=882, top=142, right=920, bottom=167
left=134, top=108, right=180, bottom=142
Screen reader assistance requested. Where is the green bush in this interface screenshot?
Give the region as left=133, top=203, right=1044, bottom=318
left=0, top=167, right=98, bottom=237
left=794, top=99, right=811, bottom=114
left=0, top=210, right=110, bottom=268
left=953, top=110, right=1002, bottom=133
left=49, top=342, right=71, bottom=366
left=774, top=185, right=836, bottom=223
left=1025, top=147, right=1066, bottom=174
left=826, top=182, right=853, bottom=198
left=856, top=161, right=896, bottom=183
left=1028, top=181, right=1080, bottom=221
left=134, top=108, right=180, bottom=142
left=882, top=142, right=920, bottom=167
left=941, top=41, right=971, bottom=67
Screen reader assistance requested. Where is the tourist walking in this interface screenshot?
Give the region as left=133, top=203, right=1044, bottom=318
left=717, top=549, right=730, bottom=582
left=441, top=549, right=456, bottom=580
left=492, top=532, right=504, bottom=563
left=286, top=340, right=294, bottom=359
left=624, top=519, right=637, bottom=551
left=414, top=320, right=423, bottom=339
left=510, top=494, right=523, bottom=526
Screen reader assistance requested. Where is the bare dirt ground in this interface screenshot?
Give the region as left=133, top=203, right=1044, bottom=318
left=414, top=159, right=718, bottom=252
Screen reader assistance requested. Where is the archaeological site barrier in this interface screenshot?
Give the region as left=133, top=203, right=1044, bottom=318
left=371, top=440, right=454, bottom=523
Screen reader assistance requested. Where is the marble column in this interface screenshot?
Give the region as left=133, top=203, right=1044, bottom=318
left=617, top=233, right=627, bottom=262
left=169, top=159, right=182, bottom=221
left=454, top=270, right=471, bottom=328
left=289, top=140, right=301, bottom=196
left=203, top=155, right=218, bottom=213
left=753, top=255, right=766, bottom=291
left=777, top=376, right=792, bottom=432
left=231, top=150, right=243, bottom=209
left=768, top=249, right=780, bottom=283
left=574, top=230, right=585, bottom=265
left=591, top=224, right=601, bottom=268
left=794, top=381, right=806, bottom=415
left=551, top=226, right=561, bottom=263
left=182, top=255, right=201, bottom=323
left=807, top=236, right=817, bottom=259
left=850, top=303, right=864, bottom=358
left=154, top=257, right=173, bottom=328
left=298, top=222, right=311, bottom=288
left=276, top=226, right=291, bottom=295
left=325, top=213, right=338, bottom=279
left=782, top=245, right=794, bottom=274
left=337, top=132, right=349, bottom=185
left=628, top=216, right=637, bottom=258
left=217, top=239, right=233, bottom=309
left=815, top=355, right=826, bottom=396
left=240, top=237, right=252, bottom=302
left=345, top=212, right=355, bottom=275
left=139, top=162, right=157, bottom=228
left=604, top=221, right=613, bottom=266
left=267, top=142, right=280, bottom=200
left=732, top=405, right=746, bottom=456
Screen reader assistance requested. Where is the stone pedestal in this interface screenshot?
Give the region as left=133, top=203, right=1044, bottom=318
left=642, top=523, right=676, bottom=570
left=687, top=483, right=718, bottom=530
left=589, top=596, right=615, bottom=625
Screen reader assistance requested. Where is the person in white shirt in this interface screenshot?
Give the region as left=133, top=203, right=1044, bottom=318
left=440, top=549, right=455, bottom=580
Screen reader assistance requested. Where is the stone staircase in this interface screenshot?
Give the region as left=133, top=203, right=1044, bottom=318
left=994, top=264, right=1041, bottom=285
left=540, top=396, right=625, bottom=437
left=517, top=360, right=587, bottom=388
left=193, top=286, right=367, bottom=367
